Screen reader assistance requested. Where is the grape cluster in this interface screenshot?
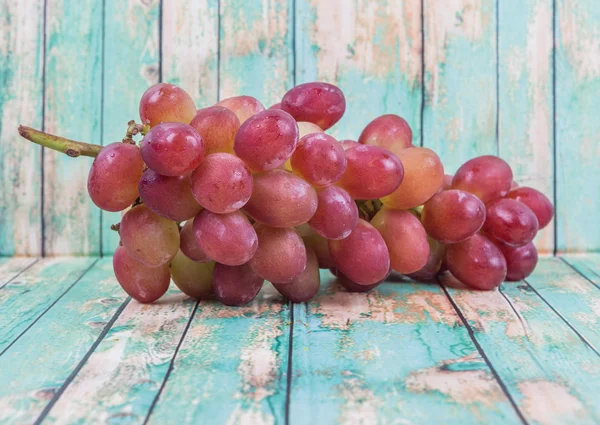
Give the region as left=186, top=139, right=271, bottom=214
left=87, top=81, right=554, bottom=305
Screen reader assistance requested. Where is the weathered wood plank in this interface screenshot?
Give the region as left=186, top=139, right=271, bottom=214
left=219, top=0, right=293, bottom=105
left=0, top=257, right=37, bottom=288
left=563, top=254, right=600, bottom=288
left=443, top=273, right=600, bottom=425
left=295, top=0, right=422, bottom=142
left=101, top=0, right=160, bottom=255
left=0, top=0, right=44, bottom=256
left=162, top=0, right=219, bottom=107
left=498, top=0, right=554, bottom=253
left=0, top=258, right=127, bottom=425
left=0, top=257, right=96, bottom=353
left=43, top=289, right=195, bottom=425
left=289, top=272, right=522, bottom=425
left=44, top=0, right=103, bottom=255
left=423, top=0, right=497, bottom=171
left=146, top=285, right=290, bottom=425
left=555, top=0, right=600, bottom=252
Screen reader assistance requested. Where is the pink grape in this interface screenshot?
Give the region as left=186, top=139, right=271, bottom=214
left=190, top=153, right=253, bottom=214
left=339, top=139, right=358, bottom=150
left=483, top=198, right=539, bottom=247
left=371, top=209, right=430, bottom=274
left=234, top=109, right=299, bottom=172
left=505, top=187, right=554, bottom=229
left=190, top=106, right=240, bottom=154
left=217, top=95, right=265, bottom=123
left=302, top=228, right=336, bottom=269
left=496, top=241, right=538, bottom=281
left=337, top=145, right=404, bottom=200
left=244, top=170, right=318, bottom=227
left=213, top=263, right=264, bottom=306
left=269, top=102, right=282, bottom=110
left=120, top=205, right=180, bottom=267
left=141, top=122, right=205, bottom=176
left=440, top=174, right=453, bottom=192
left=139, top=83, right=196, bottom=127
left=193, top=210, right=258, bottom=266
left=249, top=224, right=307, bottom=283
left=272, top=248, right=320, bottom=302
left=139, top=170, right=202, bottom=221
left=445, top=234, right=507, bottom=290
left=308, top=186, right=358, bottom=240
left=170, top=251, right=214, bottom=299
left=406, top=237, right=446, bottom=282
left=358, top=114, right=413, bottom=154
left=421, top=190, right=486, bottom=244
left=336, top=270, right=384, bottom=292
left=452, top=155, right=513, bottom=203
left=297, top=121, right=324, bottom=137
left=113, top=245, right=170, bottom=303
left=291, top=133, right=346, bottom=186
left=329, top=219, right=390, bottom=285
left=281, top=82, right=346, bottom=130
left=179, top=220, right=211, bottom=262
left=87, top=143, right=144, bottom=212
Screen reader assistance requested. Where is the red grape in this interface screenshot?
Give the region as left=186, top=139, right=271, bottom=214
left=141, top=122, right=205, bottom=176
left=291, top=133, right=346, bottom=186
left=113, top=245, right=170, bottom=303
left=421, top=190, right=486, bottom=244
left=452, top=155, right=513, bottom=203
left=445, top=234, right=507, bottom=290
left=281, top=82, right=346, bottom=130
left=496, top=241, right=538, bottom=281
left=406, top=237, right=446, bottom=282
left=505, top=187, right=554, bottom=229
left=139, top=170, right=202, bottom=221
left=190, top=106, right=240, bottom=155
left=329, top=219, right=390, bottom=285
left=190, top=153, right=253, bottom=214
left=249, top=224, right=307, bottom=283
left=269, top=102, right=282, bottom=110
left=193, top=210, right=258, bottom=266
left=87, top=143, right=144, bottom=212
left=302, top=227, right=336, bottom=269
left=170, top=251, right=214, bottom=299
left=339, top=139, right=358, bottom=150
left=336, top=270, right=384, bottom=292
left=179, top=220, right=211, bottom=262
left=483, top=198, right=539, bottom=247
left=337, top=145, right=404, bottom=200
left=217, top=95, right=265, bottom=124
left=371, top=209, right=430, bottom=274
left=234, top=109, right=299, bottom=172
left=440, top=174, right=453, bottom=191
left=244, top=170, right=317, bottom=227
left=120, top=205, right=180, bottom=267
left=358, top=114, right=413, bottom=154
left=212, top=263, right=264, bottom=306
left=139, top=83, right=196, bottom=127
left=308, top=186, right=358, bottom=240
left=272, top=248, right=320, bottom=302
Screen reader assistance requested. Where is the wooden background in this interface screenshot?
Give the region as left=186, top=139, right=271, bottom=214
left=0, top=0, right=599, bottom=257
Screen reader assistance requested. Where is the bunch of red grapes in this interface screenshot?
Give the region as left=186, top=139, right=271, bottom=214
left=87, top=81, right=554, bottom=305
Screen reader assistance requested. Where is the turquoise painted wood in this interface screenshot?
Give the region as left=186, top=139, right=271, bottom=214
left=555, top=0, right=600, bottom=253
left=295, top=0, right=423, bottom=143
left=146, top=284, right=290, bottom=425
left=101, top=0, right=160, bottom=256
left=563, top=254, right=600, bottom=288
left=289, top=272, right=522, bottom=425
left=442, top=273, right=600, bottom=425
left=498, top=0, right=554, bottom=253
left=0, top=257, right=37, bottom=287
left=0, top=0, right=44, bottom=256
left=0, top=258, right=127, bottom=424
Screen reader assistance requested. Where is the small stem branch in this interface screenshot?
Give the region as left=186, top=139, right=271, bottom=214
left=18, top=125, right=103, bottom=158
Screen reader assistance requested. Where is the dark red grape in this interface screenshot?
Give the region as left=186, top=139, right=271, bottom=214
left=212, top=263, right=264, bottom=306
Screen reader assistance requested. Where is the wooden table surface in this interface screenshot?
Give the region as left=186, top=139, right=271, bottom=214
left=0, top=255, right=599, bottom=425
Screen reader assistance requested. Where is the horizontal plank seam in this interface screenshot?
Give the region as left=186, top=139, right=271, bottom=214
left=142, top=300, right=200, bottom=425
left=0, top=258, right=40, bottom=291
left=285, top=301, right=294, bottom=425
left=439, top=281, right=529, bottom=425
left=559, top=256, right=600, bottom=291
left=33, top=295, right=132, bottom=425
left=0, top=258, right=100, bottom=358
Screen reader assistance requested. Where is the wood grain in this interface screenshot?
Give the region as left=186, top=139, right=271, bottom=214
left=0, top=257, right=37, bottom=287
left=0, top=0, right=44, bottom=256
left=498, top=0, right=554, bottom=253
left=44, top=0, right=103, bottom=255
left=563, top=254, right=600, bottom=288
left=289, top=271, right=522, bottom=425
left=295, top=0, right=422, bottom=143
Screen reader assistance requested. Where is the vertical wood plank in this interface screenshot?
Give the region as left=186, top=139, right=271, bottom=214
left=44, top=0, right=103, bottom=255
left=498, top=0, right=554, bottom=253
left=423, top=0, right=497, bottom=172
left=0, top=0, right=44, bottom=256
left=101, top=0, right=160, bottom=255
left=0, top=258, right=128, bottom=425
left=295, top=0, right=422, bottom=142
left=219, top=0, right=294, bottom=105
left=162, top=0, right=219, bottom=107
left=555, top=0, right=600, bottom=253
left=289, top=272, right=522, bottom=425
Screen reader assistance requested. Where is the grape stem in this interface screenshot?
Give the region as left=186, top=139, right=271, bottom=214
left=18, top=125, right=103, bottom=158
